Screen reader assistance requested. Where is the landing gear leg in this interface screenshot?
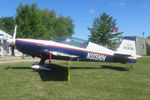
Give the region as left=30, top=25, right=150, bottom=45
left=39, top=57, right=46, bottom=65
left=39, top=53, right=49, bottom=65
left=31, top=56, right=50, bottom=71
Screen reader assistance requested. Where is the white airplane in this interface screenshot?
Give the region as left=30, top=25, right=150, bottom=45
left=8, top=25, right=137, bottom=71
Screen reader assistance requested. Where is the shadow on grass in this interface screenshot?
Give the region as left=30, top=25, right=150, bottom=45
left=100, top=65, right=130, bottom=71
left=5, top=66, right=31, bottom=70
left=4, top=63, right=130, bottom=82
left=71, top=65, right=130, bottom=71
left=71, top=67, right=101, bottom=69
left=5, top=64, right=68, bottom=82
left=38, top=63, right=68, bottom=81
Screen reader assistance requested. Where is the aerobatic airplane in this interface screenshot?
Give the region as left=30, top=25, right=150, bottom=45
left=8, top=25, right=137, bottom=71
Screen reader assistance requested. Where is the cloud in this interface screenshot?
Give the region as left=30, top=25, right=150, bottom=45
left=89, top=9, right=95, bottom=14
left=109, top=2, right=126, bottom=8
left=119, top=2, right=125, bottom=8
left=141, top=3, right=149, bottom=8
left=109, top=2, right=115, bottom=6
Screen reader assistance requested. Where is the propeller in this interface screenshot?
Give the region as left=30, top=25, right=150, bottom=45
left=7, top=24, right=17, bottom=45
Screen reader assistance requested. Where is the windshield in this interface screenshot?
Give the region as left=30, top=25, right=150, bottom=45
left=51, top=37, right=88, bottom=48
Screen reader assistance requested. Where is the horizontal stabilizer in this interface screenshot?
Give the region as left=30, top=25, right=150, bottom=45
left=114, top=53, right=131, bottom=57
left=113, top=53, right=131, bottom=64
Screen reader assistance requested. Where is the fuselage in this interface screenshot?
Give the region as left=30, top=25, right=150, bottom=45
left=15, top=38, right=136, bottom=63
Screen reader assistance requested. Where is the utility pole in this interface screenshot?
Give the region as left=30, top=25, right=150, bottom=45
left=142, top=32, right=145, bottom=38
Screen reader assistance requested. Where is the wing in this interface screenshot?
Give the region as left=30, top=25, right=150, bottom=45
left=50, top=51, right=79, bottom=58
left=42, top=49, right=79, bottom=58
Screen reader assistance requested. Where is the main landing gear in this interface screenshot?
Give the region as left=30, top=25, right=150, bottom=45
left=31, top=54, right=51, bottom=71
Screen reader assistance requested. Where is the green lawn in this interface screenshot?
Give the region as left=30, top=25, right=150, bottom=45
left=0, top=56, right=150, bottom=100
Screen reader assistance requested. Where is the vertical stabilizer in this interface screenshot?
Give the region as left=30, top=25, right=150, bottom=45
left=116, top=36, right=136, bottom=59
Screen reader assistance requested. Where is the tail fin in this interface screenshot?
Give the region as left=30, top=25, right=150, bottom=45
left=116, top=36, right=136, bottom=59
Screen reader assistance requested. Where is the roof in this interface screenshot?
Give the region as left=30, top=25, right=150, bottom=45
left=0, top=30, right=12, bottom=39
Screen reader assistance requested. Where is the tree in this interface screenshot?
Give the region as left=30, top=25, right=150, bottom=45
left=0, top=16, right=15, bottom=35
left=16, top=3, right=46, bottom=39
left=40, top=9, right=56, bottom=38
left=53, top=16, right=74, bottom=37
left=88, top=13, right=122, bottom=47
left=148, top=35, right=150, bottom=39
left=40, top=9, right=74, bottom=38
left=15, top=3, right=74, bottom=39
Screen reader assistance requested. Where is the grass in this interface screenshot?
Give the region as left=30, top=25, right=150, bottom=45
left=0, top=56, right=150, bottom=100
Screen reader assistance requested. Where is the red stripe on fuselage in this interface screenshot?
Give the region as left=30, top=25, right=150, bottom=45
left=128, top=58, right=137, bottom=61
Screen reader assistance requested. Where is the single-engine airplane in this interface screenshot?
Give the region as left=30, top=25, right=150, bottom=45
left=8, top=25, right=137, bottom=71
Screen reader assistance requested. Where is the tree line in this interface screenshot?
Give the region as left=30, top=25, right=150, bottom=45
left=0, top=3, right=74, bottom=39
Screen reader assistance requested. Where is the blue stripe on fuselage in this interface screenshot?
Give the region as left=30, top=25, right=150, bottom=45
left=127, top=59, right=137, bottom=63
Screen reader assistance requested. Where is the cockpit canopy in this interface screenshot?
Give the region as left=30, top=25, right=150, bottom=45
left=51, top=37, right=88, bottom=48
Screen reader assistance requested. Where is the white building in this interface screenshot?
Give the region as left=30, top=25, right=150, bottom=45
left=125, top=36, right=150, bottom=56
left=0, top=30, right=12, bottom=57
left=0, top=30, right=23, bottom=57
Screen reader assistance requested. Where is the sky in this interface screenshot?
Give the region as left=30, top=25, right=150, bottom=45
left=0, top=0, right=150, bottom=40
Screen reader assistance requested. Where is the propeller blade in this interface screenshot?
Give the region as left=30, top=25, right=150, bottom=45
left=7, top=24, right=17, bottom=45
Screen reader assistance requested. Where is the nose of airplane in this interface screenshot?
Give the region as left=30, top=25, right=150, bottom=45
left=7, top=39, right=16, bottom=45
left=7, top=25, right=17, bottom=45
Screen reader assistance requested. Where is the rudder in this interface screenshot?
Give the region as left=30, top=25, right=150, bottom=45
left=116, top=36, right=136, bottom=61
